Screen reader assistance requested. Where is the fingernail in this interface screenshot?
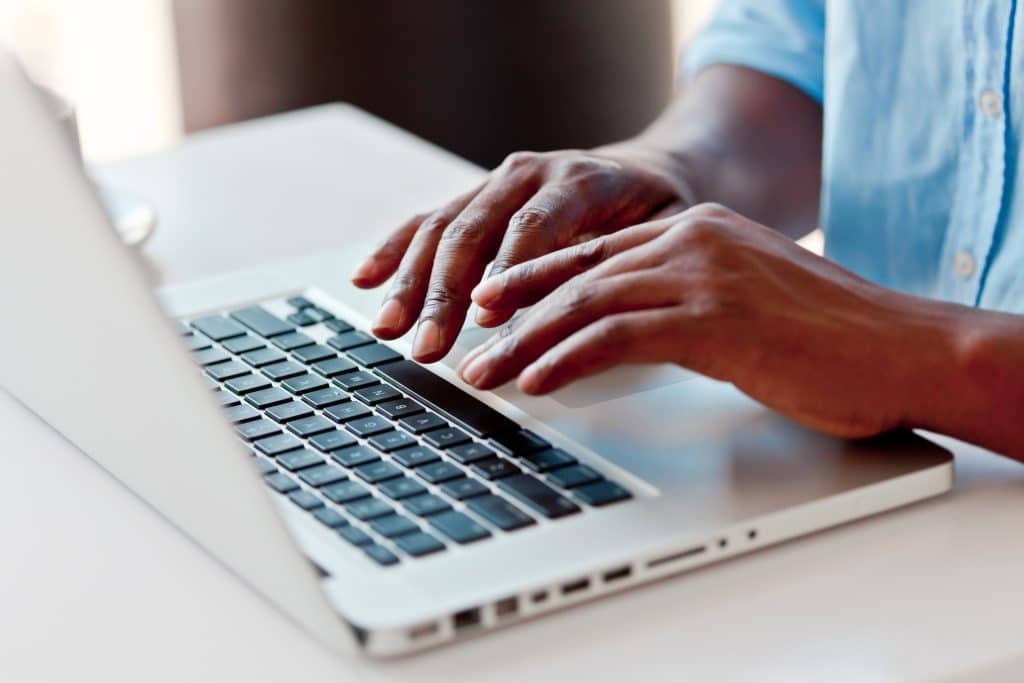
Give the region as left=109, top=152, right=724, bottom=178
left=474, top=307, right=503, bottom=327
left=412, top=319, right=441, bottom=359
left=471, top=278, right=501, bottom=308
left=460, top=353, right=490, bottom=387
left=456, top=344, right=486, bottom=374
left=518, top=365, right=544, bottom=394
left=372, top=298, right=404, bottom=333
left=351, top=259, right=378, bottom=284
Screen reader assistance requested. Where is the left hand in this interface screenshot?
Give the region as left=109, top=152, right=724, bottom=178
left=456, top=203, right=951, bottom=439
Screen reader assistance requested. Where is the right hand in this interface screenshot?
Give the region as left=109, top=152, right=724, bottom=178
left=351, top=146, right=693, bottom=363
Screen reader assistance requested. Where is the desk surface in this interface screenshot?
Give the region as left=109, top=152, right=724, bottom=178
left=5, top=105, right=1024, bottom=683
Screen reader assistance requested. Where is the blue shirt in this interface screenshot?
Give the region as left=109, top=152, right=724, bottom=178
left=683, top=0, right=1024, bottom=313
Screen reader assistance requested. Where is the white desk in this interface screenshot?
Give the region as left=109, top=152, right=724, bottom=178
left=4, top=105, right=1023, bottom=682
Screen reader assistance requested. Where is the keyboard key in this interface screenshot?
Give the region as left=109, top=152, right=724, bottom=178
left=519, top=447, right=577, bottom=472
left=375, top=359, right=518, bottom=437
left=225, top=404, right=260, bottom=424
left=282, top=374, right=329, bottom=395
left=299, top=464, right=347, bottom=487
left=230, top=306, right=294, bottom=338
left=467, top=495, right=536, bottom=531
left=305, top=307, right=334, bottom=323
left=572, top=480, right=632, bottom=506
left=333, top=371, right=378, bottom=391
left=266, top=401, right=314, bottom=423
left=546, top=464, right=602, bottom=489
left=271, top=331, right=315, bottom=351
left=191, top=315, right=246, bottom=341
left=423, top=426, right=471, bottom=449
left=367, top=430, right=417, bottom=452
left=346, top=497, right=394, bottom=521
left=378, top=477, right=427, bottom=500
left=244, top=386, right=291, bottom=408
left=498, top=474, right=580, bottom=518
left=322, top=480, right=370, bottom=504
left=184, top=334, right=212, bottom=352
left=370, top=514, right=420, bottom=538
left=277, top=449, right=324, bottom=472
left=323, top=401, right=372, bottom=423
left=449, top=442, right=497, bottom=464
left=338, top=525, right=372, bottom=546
left=240, top=348, right=286, bottom=367
left=262, top=360, right=305, bottom=381
left=398, top=412, right=447, bottom=434
left=312, top=507, right=347, bottom=528
left=287, top=415, right=335, bottom=438
left=222, top=334, right=264, bottom=354
left=302, top=387, right=348, bottom=409
left=287, top=311, right=315, bottom=327
left=440, top=477, right=490, bottom=500
left=352, top=384, right=402, bottom=405
left=308, top=429, right=357, bottom=452
left=311, top=357, right=358, bottom=378
left=471, top=457, right=521, bottom=480
left=377, top=398, right=424, bottom=420
left=393, top=532, right=445, bottom=557
left=175, top=320, right=191, bottom=335
left=391, top=445, right=441, bottom=469
left=347, top=343, right=402, bottom=367
left=345, top=416, right=392, bottom=437
left=428, top=510, right=491, bottom=544
left=236, top=419, right=280, bottom=441
left=215, top=390, right=241, bottom=407
left=194, top=348, right=231, bottom=366
left=202, top=375, right=219, bottom=390
left=353, top=461, right=402, bottom=484
left=287, top=296, right=314, bottom=309
left=206, top=361, right=249, bottom=381
left=226, top=375, right=273, bottom=395
left=490, top=429, right=550, bottom=457
left=292, top=344, right=335, bottom=364
left=254, top=433, right=304, bottom=456
left=288, top=489, right=323, bottom=510
left=364, top=543, right=400, bottom=566
left=330, top=446, right=379, bottom=468
left=416, top=461, right=463, bottom=484
left=254, top=457, right=277, bottom=475
left=325, top=318, right=354, bottom=333
left=264, top=472, right=299, bottom=493
left=326, top=330, right=374, bottom=351
left=402, top=494, right=451, bottom=517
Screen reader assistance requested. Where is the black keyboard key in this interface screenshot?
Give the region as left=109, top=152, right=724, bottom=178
left=215, top=391, right=241, bottom=407
left=498, top=474, right=580, bottom=518
left=277, top=449, right=323, bottom=472
left=416, top=461, right=463, bottom=484
left=322, top=480, right=370, bottom=504
left=347, top=343, right=402, bottom=367
left=519, top=447, right=577, bottom=472
left=546, top=464, right=602, bottom=489
left=377, top=398, right=424, bottom=420
left=370, top=514, right=420, bottom=538
left=303, top=387, right=349, bottom=409
left=333, top=371, right=378, bottom=391
left=338, top=525, right=372, bottom=546
left=367, top=430, right=417, bottom=452
left=325, top=318, right=354, bottom=333
left=394, top=532, right=445, bottom=557
left=311, top=357, right=358, bottom=378
left=226, top=375, right=273, bottom=395
left=312, top=507, right=347, bottom=528
left=185, top=334, right=212, bottom=352
left=364, top=544, right=400, bottom=566
left=288, top=489, right=323, bottom=510
left=422, top=426, right=471, bottom=449
left=305, top=307, right=334, bottom=323
left=346, top=497, right=394, bottom=521
left=262, top=360, right=305, bottom=381
left=287, top=415, right=334, bottom=438
left=264, top=472, right=299, bottom=493
left=323, top=401, right=372, bottom=423
left=378, top=477, right=427, bottom=500
left=287, top=311, right=315, bottom=327
left=225, top=404, right=260, bottom=424
left=440, top=477, right=490, bottom=500
left=244, top=387, right=291, bottom=408
left=191, top=315, right=246, bottom=341
left=398, top=412, right=447, bottom=434
left=449, top=442, right=496, bottom=464
left=352, top=384, right=402, bottom=405
left=241, top=348, right=286, bottom=367
left=573, top=480, right=632, bottom=506
left=287, top=296, right=314, bottom=309
left=194, top=348, right=231, bottom=366
left=471, top=457, right=521, bottom=481
left=254, top=458, right=277, bottom=475
left=429, top=510, right=491, bottom=544
left=353, top=461, right=403, bottom=484
left=222, top=334, right=264, bottom=354
left=230, top=306, right=294, bottom=338
left=292, top=344, right=335, bottom=364
left=345, top=416, right=392, bottom=438
left=391, top=445, right=441, bottom=469
left=236, top=419, right=279, bottom=441
left=254, top=433, right=303, bottom=456
left=374, top=359, right=518, bottom=437
left=266, top=401, right=314, bottom=423
left=402, top=494, right=451, bottom=517
left=490, top=429, right=550, bottom=457
left=202, top=375, right=219, bottom=390
left=282, top=374, right=329, bottom=395
left=467, top=495, right=536, bottom=531
left=327, top=330, right=374, bottom=351
left=299, top=464, right=347, bottom=487
left=206, top=361, right=249, bottom=381
left=271, top=331, right=315, bottom=351
left=330, top=445, right=379, bottom=468
left=308, top=429, right=357, bottom=452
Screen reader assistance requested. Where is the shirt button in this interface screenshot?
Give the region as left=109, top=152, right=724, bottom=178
left=979, top=90, right=1002, bottom=118
left=953, top=251, right=976, bottom=278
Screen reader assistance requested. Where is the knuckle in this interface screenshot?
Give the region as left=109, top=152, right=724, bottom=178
left=508, top=207, right=552, bottom=236
left=595, top=316, right=630, bottom=344
left=441, top=216, right=487, bottom=245
left=418, top=213, right=450, bottom=236
left=674, top=215, right=723, bottom=247
left=572, top=238, right=608, bottom=270
left=561, top=281, right=597, bottom=314
left=422, top=283, right=460, bottom=312
left=502, top=150, right=540, bottom=171
left=685, top=202, right=733, bottom=221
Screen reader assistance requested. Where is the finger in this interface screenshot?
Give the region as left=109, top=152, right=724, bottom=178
left=351, top=211, right=427, bottom=288
left=647, top=199, right=690, bottom=221
left=459, top=269, right=679, bottom=390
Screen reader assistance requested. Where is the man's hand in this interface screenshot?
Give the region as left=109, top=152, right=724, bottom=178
left=457, top=204, right=970, bottom=440
left=350, top=146, right=693, bottom=362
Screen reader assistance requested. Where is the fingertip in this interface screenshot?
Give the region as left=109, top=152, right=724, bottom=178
left=474, top=307, right=509, bottom=327
left=471, top=277, right=502, bottom=308
left=350, top=259, right=382, bottom=288
left=517, top=365, right=547, bottom=395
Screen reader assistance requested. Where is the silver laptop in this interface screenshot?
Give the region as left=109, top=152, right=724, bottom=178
left=0, top=56, right=953, bottom=658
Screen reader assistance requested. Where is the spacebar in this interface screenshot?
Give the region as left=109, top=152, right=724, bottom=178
left=374, top=359, right=518, bottom=438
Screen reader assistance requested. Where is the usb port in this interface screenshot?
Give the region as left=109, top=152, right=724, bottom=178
left=561, top=578, right=590, bottom=596
left=602, top=565, right=632, bottom=584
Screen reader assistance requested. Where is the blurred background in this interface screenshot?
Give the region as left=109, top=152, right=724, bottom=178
left=0, top=0, right=717, bottom=166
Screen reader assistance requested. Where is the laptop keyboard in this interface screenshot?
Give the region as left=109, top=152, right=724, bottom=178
left=181, top=296, right=631, bottom=568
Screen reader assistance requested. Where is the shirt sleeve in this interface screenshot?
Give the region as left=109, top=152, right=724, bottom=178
left=681, top=0, right=825, bottom=103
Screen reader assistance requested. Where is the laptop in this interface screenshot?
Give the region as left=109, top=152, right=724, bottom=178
left=0, top=55, right=953, bottom=658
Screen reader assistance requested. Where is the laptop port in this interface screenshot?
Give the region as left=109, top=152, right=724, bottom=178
left=602, top=565, right=632, bottom=584
left=408, top=621, right=438, bottom=641
left=531, top=590, right=549, bottom=604
left=646, top=544, right=707, bottom=569
left=453, top=607, right=481, bottom=631
left=561, top=578, right=590, bottom=596
left=494, top=597, right=518, bottom=620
